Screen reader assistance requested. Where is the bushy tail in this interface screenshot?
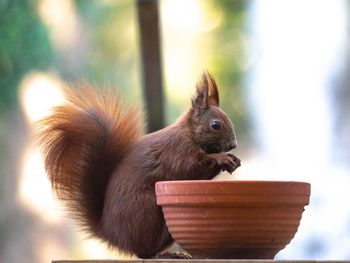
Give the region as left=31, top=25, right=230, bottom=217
left=36, top=84, right=141, bottom=235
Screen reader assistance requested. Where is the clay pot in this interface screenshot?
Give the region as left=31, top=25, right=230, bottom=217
left=155, top=180, right=310, bottom=259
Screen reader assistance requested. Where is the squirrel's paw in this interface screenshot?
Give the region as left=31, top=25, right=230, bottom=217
left=227, top=153, right=241, bottom=172
left=213, top=153, right=241, bottom=174
left=154, top=251, right=192, bottom=259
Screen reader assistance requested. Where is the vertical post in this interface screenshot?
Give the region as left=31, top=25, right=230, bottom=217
left=137, top=0, right=165, bottom=132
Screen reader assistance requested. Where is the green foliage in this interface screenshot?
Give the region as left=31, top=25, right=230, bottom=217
left=64, top=0, right=142, bottom=104
left=207, top=0, right=249, bottom=140
left=0, top=0, right=52, bottom=113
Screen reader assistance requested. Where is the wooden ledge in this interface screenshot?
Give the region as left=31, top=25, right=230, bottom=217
left=52, top=260, right=350, bottom=263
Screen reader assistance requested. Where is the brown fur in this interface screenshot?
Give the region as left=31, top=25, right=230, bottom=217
left=36, top=72, right=240, bottom=258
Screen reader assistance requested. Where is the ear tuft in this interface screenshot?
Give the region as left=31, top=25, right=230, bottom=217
left=192, top=73, right=208, bottom=112
left=204, top=71, right=219, bottom=106
left=191, top=71, right=219, bottom=112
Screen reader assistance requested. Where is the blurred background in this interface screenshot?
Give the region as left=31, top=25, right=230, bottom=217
left=1, top=0, right=350, bottom=262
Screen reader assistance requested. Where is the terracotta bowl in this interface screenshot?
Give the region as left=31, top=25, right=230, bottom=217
left=155, top=180, right=310, bottom=259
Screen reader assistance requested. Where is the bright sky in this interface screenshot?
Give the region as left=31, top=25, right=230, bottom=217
left=245, top=0, right=350, bottom=259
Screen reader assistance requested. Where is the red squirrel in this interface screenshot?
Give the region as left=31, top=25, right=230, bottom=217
left=36, top=71, right=240, bottom=258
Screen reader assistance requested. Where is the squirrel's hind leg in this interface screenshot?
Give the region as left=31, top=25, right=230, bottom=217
left=154, top=242, right=192, bottom=259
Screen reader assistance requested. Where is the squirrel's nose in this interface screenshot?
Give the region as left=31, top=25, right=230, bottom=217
left=227, top=140, right=237, bottom=150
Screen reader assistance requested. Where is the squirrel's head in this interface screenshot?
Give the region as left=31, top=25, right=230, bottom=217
left=189, top=71, right=238, bottom=154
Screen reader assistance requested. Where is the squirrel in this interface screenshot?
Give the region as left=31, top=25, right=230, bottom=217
left=36, top=71, right=241, bottom=258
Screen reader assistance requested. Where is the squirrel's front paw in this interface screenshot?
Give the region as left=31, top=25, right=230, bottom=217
left=227, top=153, right=241, bottom=172
left=214, top=153, right=241, bottom=174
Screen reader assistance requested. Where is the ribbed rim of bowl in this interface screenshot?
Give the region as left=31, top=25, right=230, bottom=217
left=155, top=180, right=311, bottom=206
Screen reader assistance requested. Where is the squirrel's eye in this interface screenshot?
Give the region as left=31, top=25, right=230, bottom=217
left=210, top=120, right=221, bottom=131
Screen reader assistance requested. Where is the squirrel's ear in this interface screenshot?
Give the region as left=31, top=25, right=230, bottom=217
left=206, top=71, right=219, bottom=107
left=206, top=72, right=220, bottom=107
left=192, top=73, right=209, bottom=114
left=191, top=71, right=219, bottom=113
left=192, top=71, right=220, bottom=115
